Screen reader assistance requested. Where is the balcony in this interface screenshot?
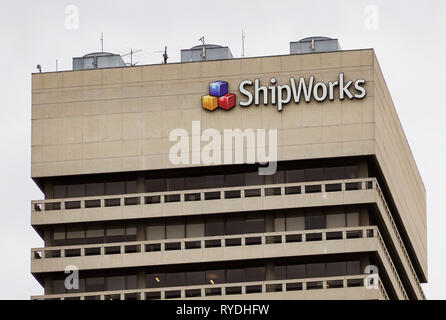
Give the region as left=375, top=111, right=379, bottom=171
left=31, top=226, right=408, bottom=299
left=31, top=274, right=388, bottom=300
left=31, top=178, right=376, bottom=225
left=30, top=177, right=424, bottom=299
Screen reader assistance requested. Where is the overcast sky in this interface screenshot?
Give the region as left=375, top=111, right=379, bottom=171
left=0, top=0, right=445, bottom=299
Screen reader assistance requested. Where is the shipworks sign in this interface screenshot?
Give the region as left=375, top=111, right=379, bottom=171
left=202, top=73, right=366, bottom=111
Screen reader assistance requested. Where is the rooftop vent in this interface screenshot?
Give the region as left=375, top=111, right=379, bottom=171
left=72, top=52, right=126, bottom=70
left=290, top=36, right=341, bottom=54
left=181, top=44, right=233, bottom=62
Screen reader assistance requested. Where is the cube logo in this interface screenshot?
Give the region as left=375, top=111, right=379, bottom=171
left=202, top=80, right=236, bottom=111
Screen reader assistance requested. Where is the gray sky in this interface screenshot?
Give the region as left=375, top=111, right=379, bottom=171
left=0, top=0, right=445, bottom=299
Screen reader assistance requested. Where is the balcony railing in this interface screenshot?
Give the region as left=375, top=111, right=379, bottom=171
left=31, top=274, right=388, bottom=300
left=32, top=226, right=375, bottom=260
left=31, top=226, right=407, bottom=299
left=30, top=177, right=423, bottom=299
left=31, top=178, right=375, bottom=213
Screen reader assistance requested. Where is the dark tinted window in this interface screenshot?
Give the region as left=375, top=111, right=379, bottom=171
left=274, top=265, right=286, bottom=280
left=305, top=168, right=324, bottom=181
left=306, top=263, right=325, bottom=278
left=53, top=185, right=66, bottom=198
left=205, top=216, right=225, bottom=236
left=245, top=172, right=263, bottom=186
left=305, top=212, right=326, bottom=230
left=226, top=216, right=244, bottom=235
left=145, top=178, right=166, bottom=192
left=245, top=214, right=265, bottom=234
left=85, top=277, right=105, bottom=292
left=147, top=273, right=165, bottom=288
left=166, top=272, right=185, bottom=287
left=225, top=173, right=244, bottom=187
left=186, top=271, right=205, bottom=286
left=347, top=261, right=361, bottom=275
left=67, top=184, right=85, bottom=198
left=326, top=262, right=347, bottom=276
left=345, top=166, right=359, bottom=179
left=105, top=181, right=125, bottom=195
left=246, top=267, right=265, bottom=282
left=287, top=264, right=305, bottom=279
left=86, top=183, right=104, bottom=196
left=227, top=268, right=244, bottom=283
left=206, top=270, right=225, bottom=284
left=325, top=167, right=344, bottom=180
left=166, top=178, right=185, bottom=191
left=185, top=176, right=205, bottom=190
left=286, top=169, right=304, bottom=183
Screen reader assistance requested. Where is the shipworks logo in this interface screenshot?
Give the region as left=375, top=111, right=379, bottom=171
left=202, top=73, right=366, bottom=112
left=201, top=81, right=236, bottom=111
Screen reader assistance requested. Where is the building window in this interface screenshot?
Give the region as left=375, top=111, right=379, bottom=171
left=226, top=268, right=244, bottom=283
left=145, top=178, right=166, bottom=192
left=106, top=276, right=126, bottom=291
left=306, top=263, right=326, bottom=278
left=166, top=218, right=185, bottom=239
left=205, top=216, right=225, bottom=236
left=245, top=267, right=265, bottom=282
left=66, top=226, right=85, bottom=245
left=305, top=168, right=324, bottom=181
left=147, top=273, right=165, bottom=288
left=305, top=211, right=326, bottom=230
left=286, top=169, right=304, bottom=183
left=186, top=271, right=205, bottom=286
left=105, top=181, right=125, bottom=195
left=286, top=264, right=305, bottom=279
left=274, top=265, right=286, bottom=280
left=206, top=270, right=224, bottom=285
left=345, top=165, right=359, bottom=179
left=53, top=226, right=66, bottom=246
left=326, top=262, right=347, bottom=277
left=86, top=182, right=104, bottom=196
left=53, top=185, right=66, bottom=199
left=166, top=272, right=186, bottom=287
left=244, top=214, right=265, bottom=234
left=106, top=225, right=125, bottom=243
left=325, top=167, right=344, bottom=180
left=346, top=261, right=361, bottom=275
left=86, top=225, right=105, bottom=244
left=66, top=184, right=85, bottom=198
left=85, top=277, right=105, bottom=292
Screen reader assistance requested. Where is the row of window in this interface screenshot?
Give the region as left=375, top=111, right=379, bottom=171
left=50, top=207, right=365, bottom=246
left=50, top=165, right=360, bottom=199
left=52, top=260, right=361, bottom=294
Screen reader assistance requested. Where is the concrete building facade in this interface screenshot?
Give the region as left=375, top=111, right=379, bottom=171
left=30, top=40, right=426, bottom=300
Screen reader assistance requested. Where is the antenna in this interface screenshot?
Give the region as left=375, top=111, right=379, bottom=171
left=154, top=46, right=168, bottom=64
left=100, top=32, right=104, bottom=52
left=199, top=36, right=205, bottom=60
left=121, top=49, right=142, bottom=66
left=241, top=29, right=246, bottom=58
